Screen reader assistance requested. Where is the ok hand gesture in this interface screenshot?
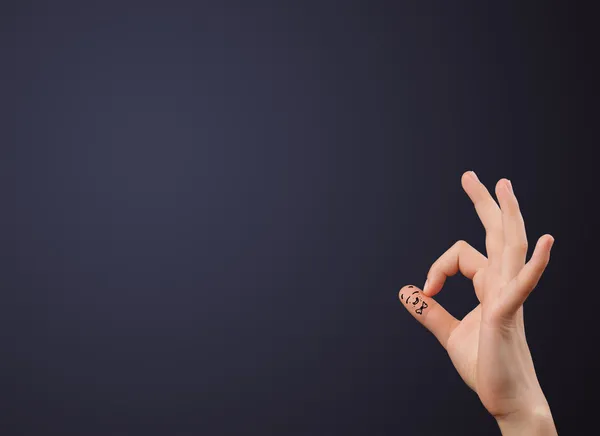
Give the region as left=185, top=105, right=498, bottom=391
left=399, top=172, right=557, bottom=435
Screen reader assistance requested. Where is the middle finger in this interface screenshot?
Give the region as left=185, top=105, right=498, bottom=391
left=461, top=171, right=504, bottom=267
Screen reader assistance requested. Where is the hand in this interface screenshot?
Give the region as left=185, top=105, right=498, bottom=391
left=399, top=172, right=557, bottom=435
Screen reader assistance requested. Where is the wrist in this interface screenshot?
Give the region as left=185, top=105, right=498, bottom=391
left=496, top=404, right=557, bottom=436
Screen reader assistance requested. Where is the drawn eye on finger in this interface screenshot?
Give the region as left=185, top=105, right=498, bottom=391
left=400, top=288, right=420, bottom=305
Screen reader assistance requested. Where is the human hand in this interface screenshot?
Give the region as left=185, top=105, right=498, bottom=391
left=399, top=172, right=557, bottom=435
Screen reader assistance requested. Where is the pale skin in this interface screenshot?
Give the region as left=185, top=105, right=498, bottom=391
left=399, top=171, right=558, bottom=435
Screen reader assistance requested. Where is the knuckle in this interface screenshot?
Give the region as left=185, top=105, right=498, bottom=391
left=454, top=239, right=468, bottom=250
left=508, top=241, right=528, bottom=253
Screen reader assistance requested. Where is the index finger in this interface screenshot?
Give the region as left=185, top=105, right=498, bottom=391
left=423, top=240, right=488, bottom=298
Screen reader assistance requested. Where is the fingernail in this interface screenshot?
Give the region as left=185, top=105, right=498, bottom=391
left=423, top=279, right=429, bottom=293
left=470, top=171, right=479, bottom=181
left=507, top=179, right=513, bottom=193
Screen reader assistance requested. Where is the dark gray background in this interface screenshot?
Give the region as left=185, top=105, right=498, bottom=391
left=3, top=1, right=598, bottom=434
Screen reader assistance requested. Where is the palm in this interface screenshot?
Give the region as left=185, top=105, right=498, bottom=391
left=446, top=265, right=507, bottom=390
left=399, top=172, right=554, bottom=418
left=446, top=304, right=482, bottom=391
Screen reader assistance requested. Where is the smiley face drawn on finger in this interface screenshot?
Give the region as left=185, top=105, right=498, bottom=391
left=401, top=288, right=428, bottom=316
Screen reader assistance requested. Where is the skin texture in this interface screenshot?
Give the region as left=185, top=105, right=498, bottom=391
left=399, top=172, right=558, bottom=435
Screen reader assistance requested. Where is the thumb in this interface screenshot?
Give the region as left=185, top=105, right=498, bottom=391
left=399, top=285, right=459, bottom=349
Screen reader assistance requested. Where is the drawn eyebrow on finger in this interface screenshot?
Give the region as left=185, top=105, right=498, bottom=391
left=412, top=291, right=419, bottom=295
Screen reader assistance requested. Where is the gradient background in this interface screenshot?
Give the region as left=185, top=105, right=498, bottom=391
left=3, top=1, right=598, bottom=435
